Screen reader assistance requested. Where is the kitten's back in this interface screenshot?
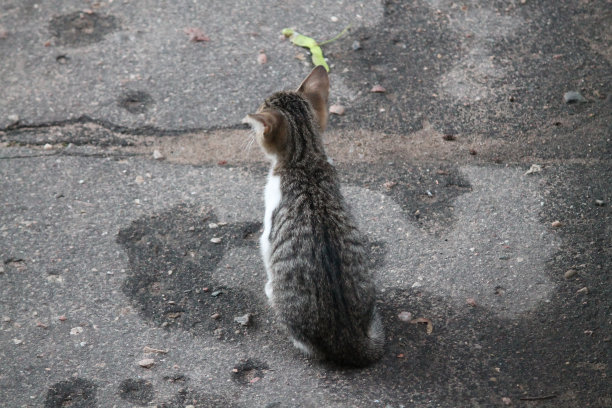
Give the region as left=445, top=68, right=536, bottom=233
left=269, top=161, right=384, bottom=367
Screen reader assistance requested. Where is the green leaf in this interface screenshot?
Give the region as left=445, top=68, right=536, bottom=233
left=282, top=29, right=330, bottom=72
left=289, top=33, right=319, bottom=49
left=309, top=45, right=329, bottom=72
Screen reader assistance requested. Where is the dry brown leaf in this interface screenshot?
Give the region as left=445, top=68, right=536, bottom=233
left=383, top=181, right=397, bottom=190
left=184, top=28, right=210, bottom=42
left=143, top=346, right=168, bottom=354
left=410, top=317, right=433, bottom=334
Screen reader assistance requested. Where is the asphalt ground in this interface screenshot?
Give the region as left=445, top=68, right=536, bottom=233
left=0, top=1, right=610, bottom=407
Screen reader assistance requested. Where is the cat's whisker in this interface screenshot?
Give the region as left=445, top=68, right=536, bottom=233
left=246, top=136, right=255, bottom=152
left=240, top=132, right=254, bottom=151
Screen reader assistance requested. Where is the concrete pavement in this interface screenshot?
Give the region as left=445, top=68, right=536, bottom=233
left=1, top=1, right=610, bottom=407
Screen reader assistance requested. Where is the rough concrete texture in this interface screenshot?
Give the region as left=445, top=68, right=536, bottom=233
left=1, top=0, right=610, bottom=407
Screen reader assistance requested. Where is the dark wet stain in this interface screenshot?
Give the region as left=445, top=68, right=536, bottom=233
left=231, top=358, right=269, bottom=385
left=45, top=378, right=97, bottom=408
left=325, top=0, right=611, bottom=143
left=159, top=388, right=241, bottom=408
left=339, top=162, right=471, bottom=235
left=117, top=204, right=264, bottom=340
left=118, top=379, right=154, bottom=405
left=312, top=271, right=612, bottom=407
left=325, top=0, right=457, bottom=134
left=49, top=12, right=118, bottom=47
left=118, top=90, right=154, bottom=114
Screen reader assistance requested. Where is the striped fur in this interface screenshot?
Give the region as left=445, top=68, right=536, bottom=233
left=244, top=67, right=384, bottom=367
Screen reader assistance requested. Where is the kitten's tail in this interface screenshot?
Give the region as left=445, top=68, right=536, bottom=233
left=328, top=308, right=385, bottom=367
left=356, top=308, right=386, bottom=366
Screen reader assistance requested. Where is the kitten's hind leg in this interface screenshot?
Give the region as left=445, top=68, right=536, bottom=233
left=265, top=279, right=274, bottom=301
left=291, top=337, right=314, bottom=356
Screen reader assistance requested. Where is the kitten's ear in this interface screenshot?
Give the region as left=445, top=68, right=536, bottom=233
left=297, top=66, right=329, bottom=131
left=242, top=110, right=285, bottom=140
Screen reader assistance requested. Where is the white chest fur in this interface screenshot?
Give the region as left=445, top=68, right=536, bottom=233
left=261, top=168, right=281, bottom=300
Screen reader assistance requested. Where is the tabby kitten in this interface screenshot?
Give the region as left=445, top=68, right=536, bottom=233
left=243, top=66, right=384, bottom=367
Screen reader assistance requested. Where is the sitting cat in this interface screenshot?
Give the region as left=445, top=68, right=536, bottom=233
left=243, top=66, right=384, bottom=367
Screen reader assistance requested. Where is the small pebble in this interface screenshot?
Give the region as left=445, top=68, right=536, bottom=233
left=329, top=104, right=345, bottom=115
left=211, top=313, right=220, bottom=320
left=138, top=358, right=155, bottom=368
left=383, top=181, right=397, bottom=190
left=524, top=164, right=542, bottom=175
left=234, top=313, right=251, bottom=326
left=12, top=338, right=23, bottom=345
left=594, top=199, right=605, bottom=206
left=501, top=397, right=512, bottom=405
left=564, top=269, right=577, bottom=279
left=257, top=52, right=267, bottom=64
left=352, top=40, right=361, bottom=51
left=466, top=298, right=477, bottom=307
left=576, top=287, right=588, bottom=294
left=7, top=114, right=19, bottom=124
left=70, top=326, right=84, bottom=335
left=370, top=85, right=386, bottom=93
left=2, top=316, right=10, bottom=322
left=43, top=143, right=53, bottom=150
left=564, top=91, right=586, bottom=104
left=211, top=290, right=223, bottom=297
left=58, top=315, right=67, bottom=321
left=551, top=220, right=562, bottom=228
left=208, top=223, right=219, bottom=229
left=135, top=175, right=144, bottom=184
left=210, top=237, right=222, bottom=244
left=469, top=148, right=477, bottom=155
left=398, top=311, right=412, bottom=322
left=330, top=16, right=338, bottom=22
left=153, top=150, right=164, bottom=160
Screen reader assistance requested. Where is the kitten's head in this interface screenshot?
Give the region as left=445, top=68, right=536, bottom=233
left=243, top=66, right=329, bottom=163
